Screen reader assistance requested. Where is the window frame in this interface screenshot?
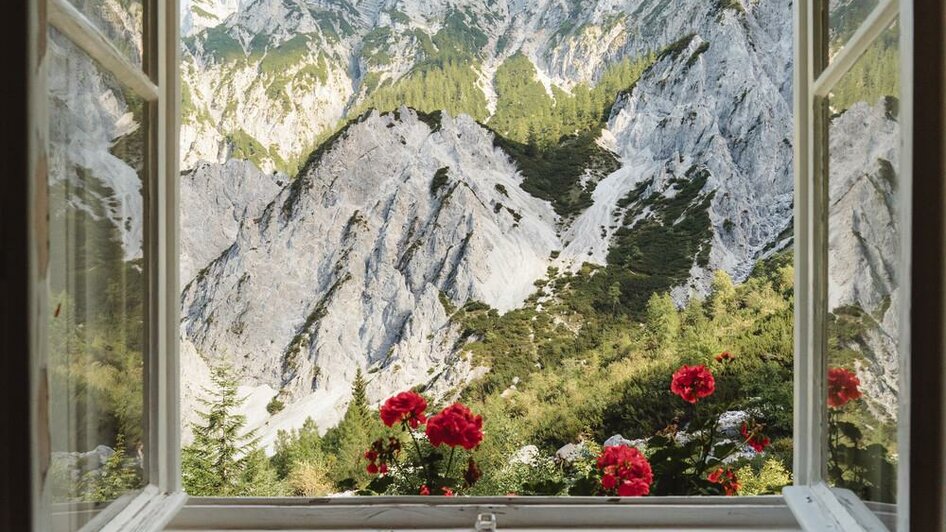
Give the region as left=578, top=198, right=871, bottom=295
left=27, top=0, right=185, bottom=530
left=14, top=0, right=943, bottom=529
left=782, top=0, right=909, bottom=529
left=169, top=0, right=917, bottom=529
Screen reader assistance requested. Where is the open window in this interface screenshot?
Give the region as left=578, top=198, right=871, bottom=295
left=784, top=0, right=908, bottom=528
left=25, top=0, right=184, bottom=530
left=14, top=0, right=945, bottom=529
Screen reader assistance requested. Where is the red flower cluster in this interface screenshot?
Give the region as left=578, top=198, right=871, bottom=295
left=425, top=403, right=484, bottom=450
left=707, top=467, right=740, bottom=496
left=740, top=422, right=771, bottom=453
left=827, top=367, right=862, bottom=408
left=364, top=437, right=401, bottom=475
left=597, top=445, right=654, bottom=497
left=715, top=351, right=735, bottom=363
left=380, top=391, right=428, bottom=428
left=670, top=364, right=716, bottom=404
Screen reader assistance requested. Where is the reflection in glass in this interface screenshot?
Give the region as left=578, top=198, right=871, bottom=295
left=825, top=20, right=900, bottom=510
left=67, top=0, right=144, bottom=67
left=828, top=0, right=880, bottom=64
left=47, top=29, right=147, bottom=530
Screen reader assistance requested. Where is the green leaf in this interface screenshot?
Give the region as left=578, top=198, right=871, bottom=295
left=367, top=475, right=395, bottom=494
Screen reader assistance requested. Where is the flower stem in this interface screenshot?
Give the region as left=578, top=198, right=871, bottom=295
left=405, top=422, right=432, bottom=484
left=445, top=446, right=457, bottom=481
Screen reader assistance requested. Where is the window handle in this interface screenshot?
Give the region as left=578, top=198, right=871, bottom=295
left=475, top=512, right=497, bottom=531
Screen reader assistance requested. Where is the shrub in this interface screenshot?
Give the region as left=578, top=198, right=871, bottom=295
left=266, top=396, right=285, bottom=415
left=288, top=459, right=335, bottom=496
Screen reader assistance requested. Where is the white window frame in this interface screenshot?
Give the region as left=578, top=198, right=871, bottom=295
left=21, top=0, right=943, bottom=529
left=783, top=0, right=910, bottom=530
left=29, top=0, right=184, bottom=530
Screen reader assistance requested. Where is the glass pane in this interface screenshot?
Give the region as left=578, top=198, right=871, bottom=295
left=826, top=19, right=900, bottom=515
left=67, top=0, right=143, bottom=67
left=47, top=28, right=147, bottom=530
left=828, top=0, right=880, bottom=64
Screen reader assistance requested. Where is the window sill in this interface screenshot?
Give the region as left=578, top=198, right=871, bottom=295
left=166, top=495, right=800, bottom=531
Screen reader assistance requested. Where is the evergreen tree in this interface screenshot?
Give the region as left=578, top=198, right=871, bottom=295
left=607, top=282, right=623, bottom=313
left=645, top=293, right=680, bottom=350
left=350, top=367, right=369, bottom=420
left=708, top=270, right=737, bottom=320
left=182, top=364, right=280, bottom=495
left=272, top=417, right=324, bottom=479
left=82, top=432, right=142, bottom=502
left=322, top=369, right=381, bottom=488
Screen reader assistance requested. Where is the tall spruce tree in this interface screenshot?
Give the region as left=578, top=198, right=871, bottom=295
left=182, top=364, right=279, bottom=495
left=322, top=367, right=380, bottom=488
left=350, top=367, right=369, bottom=420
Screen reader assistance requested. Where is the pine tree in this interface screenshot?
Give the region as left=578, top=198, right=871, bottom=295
left=181, top=364, right=276, bottom=495
left=82, top=432, right=141, bottom=502
left=708, top=270, right=737, bottom=320
left=272, top=417, right=324, bottom=479
left=350, top=367, right=369, bottom=421
left=608, top=282, right=623, bottom=313
left=322, top=369, right=381, bottom=488
left=645, top=292, right=680, bottom=350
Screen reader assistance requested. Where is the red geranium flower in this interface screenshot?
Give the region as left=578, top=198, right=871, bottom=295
left=441, top=487, right=455, bottom=496
left=425, top=403, right=484, bottom=449
left=366, top=462, right=379, bottom=474
left=707, top=467, right=740, bottom=496
left=419, top=485, right=430, bottom=495
left=827, top=367, right=862, bottom=408
left=596, top=445, right=653, bottom=497
left=740, top=422, right=771, bottom=453
left=380, top=391, right=428, bottom=428
left=671, top=364, right=716, bottom=404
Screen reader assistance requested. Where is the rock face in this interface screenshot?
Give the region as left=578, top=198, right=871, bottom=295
left=181, top=109, right=559, bottom=447
left=557, top=0, right=795, bottom=297
left=48, top=29, right=144, bottom=261
left=179, top=0, right=790, bottom=174
left=827, top=98, right=901, bottom=420
left=180, top=160, right=283, bottom=282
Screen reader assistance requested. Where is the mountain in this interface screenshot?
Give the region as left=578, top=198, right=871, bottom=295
left=175, top=0, right=808, bottom=448
left=181, top=109, right=562, bottom=447
left=55, top=0, right=899, bottom=450
left=178, top=0, right=783, bottom=174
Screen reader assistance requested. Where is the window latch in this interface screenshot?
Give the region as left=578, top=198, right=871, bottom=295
left=474, top=512, right=497, bottom=531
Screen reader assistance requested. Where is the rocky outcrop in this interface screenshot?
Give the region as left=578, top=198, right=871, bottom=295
left=180, top=160, right=283, bottom=282
left=181, top=109, right=559, bottom=448
left=557, top=0, right=794, bottom=300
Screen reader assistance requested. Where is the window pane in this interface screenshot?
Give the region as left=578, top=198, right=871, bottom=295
left=47, top=28, right=147, bottom=530
left=67, top=0, right=143, bottom=67
left=825, top=19, right=900, bottom=511
left=828, top=0, right=880, bottom=64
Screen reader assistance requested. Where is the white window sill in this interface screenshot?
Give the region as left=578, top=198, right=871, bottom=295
left=166, top=495, right=801, bottom=531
